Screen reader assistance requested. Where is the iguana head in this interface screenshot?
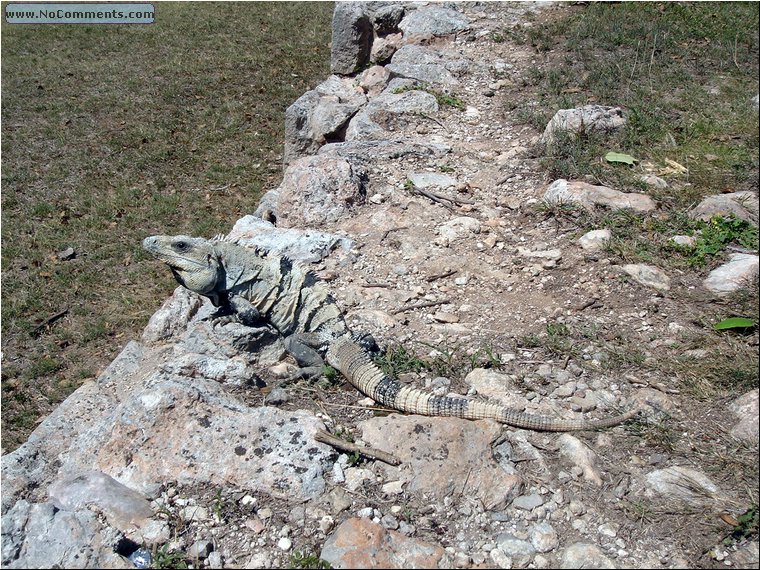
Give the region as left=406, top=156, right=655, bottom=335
left=143, top=235, right=225, bottom=302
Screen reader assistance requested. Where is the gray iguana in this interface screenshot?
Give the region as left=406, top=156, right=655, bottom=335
left=143, top=234, right=641, bottom=432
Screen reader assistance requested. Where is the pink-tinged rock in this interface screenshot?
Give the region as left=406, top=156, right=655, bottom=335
left=321, top=517, right=444, bottom=569
left=544, top=179, right=656, bottom=212
left=688, top=191, right=758, bottom=224
left=360, top=415, right=521, bottom=510
left=274, top=155, right=366, bottom=228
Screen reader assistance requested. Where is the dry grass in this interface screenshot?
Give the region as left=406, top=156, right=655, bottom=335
left=1, top=2, right=334, bottom=451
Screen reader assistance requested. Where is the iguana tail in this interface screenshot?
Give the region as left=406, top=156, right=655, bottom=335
left=325, top=336, right=641, bottom=432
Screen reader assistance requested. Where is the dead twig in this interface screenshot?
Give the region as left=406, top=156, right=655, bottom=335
left=425, top=269, right=457, bottom=282
left=314, top=429, right=401, bottom=466
left=410, top=186, right=476, bottom=207
left=362, top=281, right=392, bottom=288
left=32, top=308, right=69, bottom=337
left=380, top=226, right=409, bottom=242
left=391, top=299, right=451, bottom=315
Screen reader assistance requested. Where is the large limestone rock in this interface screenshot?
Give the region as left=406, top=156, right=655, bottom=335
left=359, top=415, right=522, bottom=510
left=331, top=2, right=373, bottom=75
left=321, top=517, right=445, bottom=569
left=703, top=253, right=759, bottom=295
left=688, top=191, right=758, bottom=226
left=266, top=154, right=367, bottom=228
left=397, top=5, right=470, bottom=37
left=284, top=75, right=367, bottom=165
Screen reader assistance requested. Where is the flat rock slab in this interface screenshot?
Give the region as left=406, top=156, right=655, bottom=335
left=622, top=263, right=671, bottom=292
left=729, top=389, right=759, bottom=441
left=398, top=5, right=470, bottom=37
left=227, top=215, right=354, bottom=263
left=54, top=377, right=331, bottom=502
left=1, top=500, right=131, bottom=569
left=409, top=171, right=458, bottom=189
left=319, top=139, right=451, bottom=161
left=540, top=105, right=626, bottom=146
left=644, top=466, right=726, bottom=507
left=321, top=517, right=445, bottom=569
left=268, top=155, right=367, bottom=228
left=544, top=179, right=656, bottom=212
left=359, top=415, right=521, bottom=510
left=48, top=470, right=153, bottom=531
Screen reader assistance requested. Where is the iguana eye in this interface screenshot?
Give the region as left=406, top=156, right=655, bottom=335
left=173, top=241, right=189, bottom=252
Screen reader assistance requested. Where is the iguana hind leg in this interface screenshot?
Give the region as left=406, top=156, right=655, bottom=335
left=282, top=333, right=328, bottom=382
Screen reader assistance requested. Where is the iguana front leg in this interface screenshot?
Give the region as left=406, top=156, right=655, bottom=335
left=208, top=295, right=264, bottom=327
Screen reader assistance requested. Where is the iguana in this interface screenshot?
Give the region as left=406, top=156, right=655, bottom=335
left=143, top=234, right=641, bottom=432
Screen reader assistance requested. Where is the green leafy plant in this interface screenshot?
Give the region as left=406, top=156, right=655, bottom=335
left=689, top=215, right=759, bottom=267
left=321, top=365, right=339, bottom=382
left=724, top=506, right=759, bottom=545
left=290, top=551, right=332, bottom=569
left=153, top=544, right=188, bottom=569
left=346, top=450, right=363, bottom=467
left=374, top=344, right=430, bottom=377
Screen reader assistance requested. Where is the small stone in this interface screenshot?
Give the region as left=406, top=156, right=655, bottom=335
left=277, top=537, right=292, bottom=551
left=188, top=540, right=213, bottom=559
left=257, top=507, right=273, bottom=520
left=57, top=247, right=76, bottom=260
left=381, top=480, right=405, bottom=495
left=598, top=522, right=619, bottom=537
left=512, top=494, right=544, bottom=511
left=357, top=506, right=374, bottom=518
left=671, top=235, right=697, bottom=247
left=433, top=311, right=459, bottom=323
left=490, top=548, right=513, bottom=569
left=640, top=174, right=667, bottom=189
left=179, top=505, right=209, bottom=522
left=579, top=229, right=611, bottom=251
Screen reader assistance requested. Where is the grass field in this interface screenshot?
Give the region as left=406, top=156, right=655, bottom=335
left=1, top=2, right=334, bottom=451
left=510, top=1, right=759, bottom=202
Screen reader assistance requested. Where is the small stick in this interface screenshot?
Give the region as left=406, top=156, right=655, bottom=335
left=314, top=429, right=401, bottom=466
left=411, top=186, right=476, bottom=206
left=425, top=269, right=457, bottom=282
left=380, top=226, right=409, bottom=242
left=362, top=281, right=392, bottom=288
left=391, top=299, right=451, bottom=315
left=32, top=307, right=69, bottom=336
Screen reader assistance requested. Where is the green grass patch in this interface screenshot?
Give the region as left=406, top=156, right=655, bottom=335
left=290, top=551, right=332, bottom=570
left=511, top=2, right=759, bottom=199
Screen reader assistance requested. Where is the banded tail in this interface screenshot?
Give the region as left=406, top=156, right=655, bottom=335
left=325, top=336, right=641, bottom=432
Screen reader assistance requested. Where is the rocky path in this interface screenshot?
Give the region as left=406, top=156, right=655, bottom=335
left=2, top=3, right=758, bottom=569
